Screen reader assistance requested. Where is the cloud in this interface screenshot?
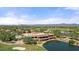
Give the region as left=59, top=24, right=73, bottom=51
left=65, top=7, right=79, bottom=10
left=0, top=11, right=79, bottom=25
left=0, top=16, right=79, bottom=25
left=64, top=7, right=79, bottom=14
left=0, top=12, right=30, bottom=25
left=0, top=16, right=66, bottom=25
left=27, top=17, right=79, bottom=24
left=0, top=17, right=28, bottom=25
left=31, top=18, right=65, bottom=24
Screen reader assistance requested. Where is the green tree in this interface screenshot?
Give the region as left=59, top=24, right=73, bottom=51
left=23, top=36, right=37, bottom=44
left=69, top=39, right=75, bottom=46
left=0, top=31, right=16, bottom=42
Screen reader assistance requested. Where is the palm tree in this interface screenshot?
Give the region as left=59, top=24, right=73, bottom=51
left=23, top=36, right=37, bottom=44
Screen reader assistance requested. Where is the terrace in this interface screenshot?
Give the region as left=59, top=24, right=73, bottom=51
left=22, top=32, right=56, bottom=41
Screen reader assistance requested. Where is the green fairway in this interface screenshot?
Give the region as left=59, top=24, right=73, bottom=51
left=23, top=44, right=46, bottom=51
left=0, top=43, right=46, bottom=51
left=0, top=44, right=15, bottom=51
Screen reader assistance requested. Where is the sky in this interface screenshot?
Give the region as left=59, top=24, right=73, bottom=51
left=0, top=7, right=79, bottom=25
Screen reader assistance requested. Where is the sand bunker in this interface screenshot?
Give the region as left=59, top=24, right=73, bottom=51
left=12, top=47, right=26, bottom=51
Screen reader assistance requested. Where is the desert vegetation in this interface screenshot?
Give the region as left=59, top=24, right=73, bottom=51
left=0, top=25, right=79, bottom=50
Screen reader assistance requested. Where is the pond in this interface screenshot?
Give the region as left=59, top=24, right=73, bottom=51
left=43, top=40, right=79, bottom=51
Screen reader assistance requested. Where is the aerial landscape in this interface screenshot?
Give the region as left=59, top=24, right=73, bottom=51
left=0, top=7, right=79, bottom=51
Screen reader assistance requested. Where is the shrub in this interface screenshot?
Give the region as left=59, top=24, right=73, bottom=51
left=23, top=36, right=37, bottom=44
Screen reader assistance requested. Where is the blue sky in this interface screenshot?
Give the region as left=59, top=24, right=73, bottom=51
left=0, top=7, right=79, bottom=25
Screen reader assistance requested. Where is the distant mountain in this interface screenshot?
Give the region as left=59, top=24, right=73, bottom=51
left=32, top=24, right=79, bottom=26
left=0, top=24, right=79, bottom=26
left=48, top=24, right=79, bottom=26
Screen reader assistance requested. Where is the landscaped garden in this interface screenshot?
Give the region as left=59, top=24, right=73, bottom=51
left=0, top=25, right=79, bottom=51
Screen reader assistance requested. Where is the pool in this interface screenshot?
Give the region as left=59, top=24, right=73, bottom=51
left=43, top=40, right=79, bottom=51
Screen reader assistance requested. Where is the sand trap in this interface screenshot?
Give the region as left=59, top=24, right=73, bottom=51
left=12, top=47, right=26, bottom=51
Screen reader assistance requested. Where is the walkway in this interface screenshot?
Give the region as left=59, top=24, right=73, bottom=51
left=56, top=37, right=70, bottom=43
left=0, top=40, right=24, bottom=45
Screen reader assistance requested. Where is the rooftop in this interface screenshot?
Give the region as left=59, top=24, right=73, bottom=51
left=22, top=32, right=53, bottom=37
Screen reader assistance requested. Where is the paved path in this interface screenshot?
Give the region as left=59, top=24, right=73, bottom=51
left=0, top=40, right=24, bottom=45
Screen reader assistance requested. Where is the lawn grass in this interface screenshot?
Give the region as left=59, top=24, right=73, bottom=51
left=0, top=43, right=47, bottom=51
left=23, top=44, right=47, bottom=51
left=0, top=43, right=15, bottom=51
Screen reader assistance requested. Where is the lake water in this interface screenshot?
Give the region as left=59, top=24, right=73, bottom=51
left=43, top=40, right=79, bottom=51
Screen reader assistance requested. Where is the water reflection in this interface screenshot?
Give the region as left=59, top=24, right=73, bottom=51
left=43, top=40, right=79, bottom=51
